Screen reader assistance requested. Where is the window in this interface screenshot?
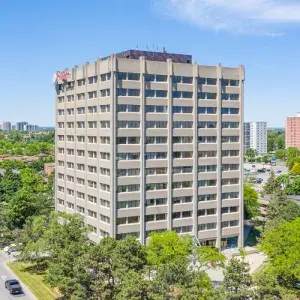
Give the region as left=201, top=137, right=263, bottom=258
left=116, top=137, right=140, bottom=144
left=145, top=74, right=167, bottom=82
left=100, top=199, right=110, bottom=208
left=117, top=168, right=140, bottom=177
left=77, top=93, right=85, bottom=100
left=88, top=151, right=97, bottom=158
left=77, top=79, right=85, bottom=86
left=198, top=151, right=217, bottom=158
left=77, top=150, right=85, bottom=157
left=77, top=163, right=85, bottom=171
left=117, top=153, right=140, bottom=160
left=172, top=106, right=193, bottom=114
left=117, top=72, right=140, bottom=81
left=117, top=121, right=140, bottom=128
left=117, top=88, right=140, bottom=96
left=172, top=196, right=192, bottom=204
left=100, top=152, right=110, bottom=160
left=172, top=181, right=193, bottom=189
left=145, top=105, right=168, bottom=113
left=198, top=223, right=217, bottom=231
left=198, top=165, right=217, bottom=172
left=221, top=108, right=239, bottom=114
left=100, top=184, right=110, bottom=192
left=88, top=165, right=97, bottom=173
left=145, top=152, right=167, bottom=160
left=198, top=194, right=216, bottom=201
left=198, top=136, right=217, bottom=143
left=198, top=180, right=217, bottom=187
left=88, top=76, right=97, bottom=84
left=88, top=136, right=97, bottom=143
left=88, top=106, right=97, bottom=114
left=117, top=104, right=140, bottom=112
left=172, top=91, right=193, bottom=99
left=117, top=184, right=140, bottom=193
left=198, top=107, right=217, bottom=114
left=100, top=214, right=110, bottom=224
left=77, top=121, right=85, bottom=128
left=100, top=73, right=111, bottom=81
left=88, top=195, right=97, bottom=203
left=146, top=121, right=167, bottom=128
left=100, top=167, right=110, bottom=176
left=100, top=121, right=110, bottom=128
left=67, top=149, right=75, bottom=156
left=100, top=105, right=110, bottom=112
left=146, top=183, right=167, bottom=191
left=88, top=91, right=97, bottom=99
left=146, top=137, right=167, bottom=144
left=145, top=90, right=168, bottom=98
left=100, top=137, right=110, bottom=144
left=206, top=78, right=217, bottom=85
left=145, top=198, right=167, bottom=206
left=88, top=121, right=97, bottom=128
left=173, top=121, right=193, bottom=128
left=88, top=210, right=97, bottom=218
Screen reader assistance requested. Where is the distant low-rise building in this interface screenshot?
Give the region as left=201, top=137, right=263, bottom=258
left=44, top=163, right=55, bottom=175
left=285, top=113, right=300, bottom=149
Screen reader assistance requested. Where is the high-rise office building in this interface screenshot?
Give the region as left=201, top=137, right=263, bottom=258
left=55, top=50, right=245, bottom=249
left=244, top=122, right=267, bottom=155
left=16, top=122, right=28, bottom=131
left=2, top=122, right=11, bottom=131
left=286, top=113, right=300, bottom=149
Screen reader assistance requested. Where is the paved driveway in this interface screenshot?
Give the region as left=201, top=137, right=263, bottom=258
left=0, top=251, right=36, bottom=300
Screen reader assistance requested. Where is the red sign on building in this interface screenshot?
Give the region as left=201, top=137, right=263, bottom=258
left=55, top=70, right=70, bottom=82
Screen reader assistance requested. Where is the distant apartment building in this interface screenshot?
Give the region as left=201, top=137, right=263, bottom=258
left=55, top=49, right=245, bottom=249
left=285, top=113, right=300, bottom=149
left=24, top=124, right=39, bottom=132
left=16, top=122, right=28, bottom=131
left=11, top=125, right=16, bottom=131
left=2, top=122, right=11, bottom=131
left=244, top=122, right=267, bottom=155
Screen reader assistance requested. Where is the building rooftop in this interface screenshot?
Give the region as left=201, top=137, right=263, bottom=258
left=101, top=49, right=192, bottom=64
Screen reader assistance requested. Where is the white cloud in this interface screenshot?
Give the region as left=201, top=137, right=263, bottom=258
left=157, top=0, right=300, bottom=35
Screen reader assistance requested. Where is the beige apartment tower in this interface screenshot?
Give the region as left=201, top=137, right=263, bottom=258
left=55, top=50, right=245, bottom=249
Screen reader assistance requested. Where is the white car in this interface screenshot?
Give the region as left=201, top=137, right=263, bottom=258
left=4, top=246, right=10, bottom=252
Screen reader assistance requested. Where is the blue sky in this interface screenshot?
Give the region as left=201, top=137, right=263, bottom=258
left=1, top=0, right=300, bottom=127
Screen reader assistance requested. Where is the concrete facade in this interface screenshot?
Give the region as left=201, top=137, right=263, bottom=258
left=55, top=50, right=245, bottom=249
left=244, top=122, right=267, bottom=155
left=286, top=113, right=300, bottom=149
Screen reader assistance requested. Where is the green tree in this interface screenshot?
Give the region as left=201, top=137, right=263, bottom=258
left=146, top=230, right=192, bottom=267
left=245, top=148, right=255, bottom=158
left=265, top=194, right=300, bottom=230
left=290, top=163, right=300, bottom=175
left=196, top=246, right=226, bottom=270
left=261, top=218, right=300, bottom=288
left=44, top=213, right=91, bottom=297
left=275, top=149, right=286, bottom=160
left=244, top=184, right=260, bottom=219
left=217, top=258, right=255, bottom=300
left=262, top=170, right=282, bottom=195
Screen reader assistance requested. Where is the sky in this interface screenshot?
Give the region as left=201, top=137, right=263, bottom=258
left=1, top=0, right=300, bottom=127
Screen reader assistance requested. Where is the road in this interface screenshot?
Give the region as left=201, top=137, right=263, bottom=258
left=0, top=251, right=36, bottom=300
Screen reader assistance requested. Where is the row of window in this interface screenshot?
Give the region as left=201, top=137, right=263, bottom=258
left=58, top=148, right=240, bottom=160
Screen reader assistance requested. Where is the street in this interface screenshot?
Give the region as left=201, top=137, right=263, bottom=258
left=0, top=251, right=36, bottom=300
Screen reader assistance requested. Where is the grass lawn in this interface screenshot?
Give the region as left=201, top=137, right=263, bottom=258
left=7, top=261, right=57, bottom=300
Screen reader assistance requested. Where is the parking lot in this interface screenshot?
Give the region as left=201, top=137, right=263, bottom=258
left=244, top=163, right=288, bottom=191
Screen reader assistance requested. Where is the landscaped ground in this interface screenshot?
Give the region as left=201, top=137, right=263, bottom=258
left=8, top=262, right=57, bottom=300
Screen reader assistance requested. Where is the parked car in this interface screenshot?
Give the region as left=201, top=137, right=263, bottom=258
left=5, top=279, right=23, bottom=295
left=256, top=178, right=263, bottom=184
left=266, top=168, right=271, bottom=172
left=276, top=170, right=282, bottom=174
left=252, top=165, right=256, bottom=168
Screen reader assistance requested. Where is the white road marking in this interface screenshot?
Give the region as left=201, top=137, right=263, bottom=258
left=1, top=275, right=7, bottom=281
